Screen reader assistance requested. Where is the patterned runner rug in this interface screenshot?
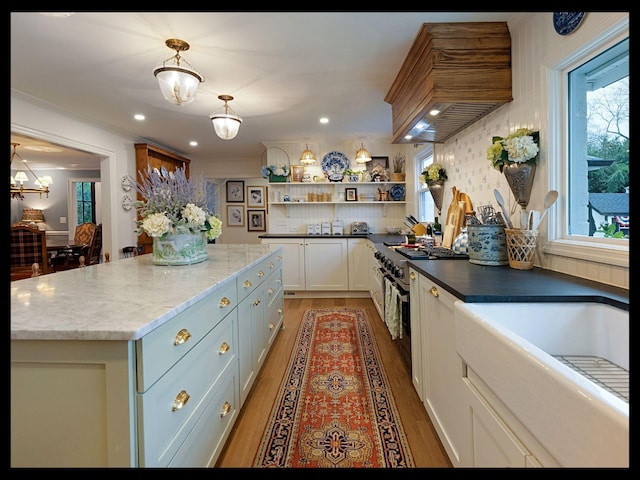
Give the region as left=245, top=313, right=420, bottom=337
left=253, top=308, right=415, bottom=468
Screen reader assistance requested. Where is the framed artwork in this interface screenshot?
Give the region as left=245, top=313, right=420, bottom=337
left=227, top=205, right=245, bottom=226
left=291, top=165, right=305, bottom=182
left=247, top=209, right=266, bottom=232
left=367, top=156, right=389, bottom=172
left=247, top=185, right=266, bottom=208
left=226, top=180, right=244, bottom=203
left=345, top=187, right=358, bottom=201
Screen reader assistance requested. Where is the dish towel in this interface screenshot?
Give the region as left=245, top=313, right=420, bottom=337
left=384, top=277, right=402, bottom=340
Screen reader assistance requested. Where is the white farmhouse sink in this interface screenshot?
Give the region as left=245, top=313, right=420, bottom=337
left=454, top=302, right=629, bottom=467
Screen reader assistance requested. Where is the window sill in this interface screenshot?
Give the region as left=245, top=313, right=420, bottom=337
left=543, top=238, right=629, bottom=268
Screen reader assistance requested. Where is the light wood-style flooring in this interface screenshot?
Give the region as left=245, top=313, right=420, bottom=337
left=215, top=297, right=452, bottom=468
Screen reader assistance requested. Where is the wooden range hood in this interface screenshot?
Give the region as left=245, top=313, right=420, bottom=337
left=385, top=22, right=512, bottom=144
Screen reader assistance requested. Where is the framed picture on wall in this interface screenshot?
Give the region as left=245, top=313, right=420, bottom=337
left=227, top=205, right=245, bottom=226
left=247, top=185, right=266, bottom=208
left=291, top=165, right=305, bottom=182
left=226, top=180, right=244, bottom=203
left=367, top=156, right=389, bottom=172
left=247, top=210, right=266, bottom=232
left=345, top=187, right=358, bottom=201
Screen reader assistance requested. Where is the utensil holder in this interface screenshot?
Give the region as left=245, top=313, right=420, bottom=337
left=505, top=228, right=538, bottom=270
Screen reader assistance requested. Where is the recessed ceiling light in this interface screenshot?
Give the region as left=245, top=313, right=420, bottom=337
left=189, top=141, right=198, bottom=147
left=429, top=109, right=440, bottom=116
left=319, top=117, right=329, bottom=124
left=404, top=134, right=413, bottom=140
left=134, top=114, right=145, bottom=121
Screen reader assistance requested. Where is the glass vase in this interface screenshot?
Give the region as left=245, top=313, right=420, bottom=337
left=152, top=232, right=208, bottom=266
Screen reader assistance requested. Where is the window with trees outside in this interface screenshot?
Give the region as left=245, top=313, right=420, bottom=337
left=567, top=37, right=629, bottom=242
left=75, top=181, right=96, bottom=224
left=416, top=146, right=435, bottom=224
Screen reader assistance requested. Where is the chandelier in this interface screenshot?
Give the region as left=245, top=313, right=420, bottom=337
left=210, top=95, right=243, bottom=140
left=154, top=38, right=204, bottom=106
left=10, top=143, right=52, bottom=200
left=300, top=144, right=316, bottom=165
left=355, top=143, right=372, bottom=163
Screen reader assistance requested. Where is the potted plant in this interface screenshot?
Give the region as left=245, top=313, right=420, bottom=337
left=391, top=153, right=406, bottom=181
left=261, top=164, right=291, bottom=182
left=344, top=168, right=362, bottom=182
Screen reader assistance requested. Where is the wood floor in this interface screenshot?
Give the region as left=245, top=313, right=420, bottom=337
left=215, top=297, right=452, bottom=468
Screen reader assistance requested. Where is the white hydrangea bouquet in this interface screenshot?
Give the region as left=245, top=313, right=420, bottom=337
left=261, top=164, right=290, bottom=179
left=487, top=128, right=540, bottom=173
left=132, top=164, right=222, bottom=241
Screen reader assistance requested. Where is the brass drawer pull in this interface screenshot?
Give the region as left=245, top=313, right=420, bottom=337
left=219, top=297, right=231, bottom=308
left=429, top=286, right=439, bottom=297
left=244, top=280, right=252, bottom=289
left=218, top=341, right=230, bottom=355
left=258, top=270, right=265, bottom=277
left=409, top=271, right=416, bottom=280
left=269, top=261, right=275, bottom=269
left=172, top=390, right=190, bottom=412
left=278, top=308, right=283, bottom=314
left=253, top=298, right=261, bottom=306
left=268, top=288, right=274, bottom=295
left=220, top=401, right=232, bottom=418
left=276, top=278, right=281, bottom=284
left=268, top=322, right=274, bottom=330
left=173, top=328, right=192, bottom=346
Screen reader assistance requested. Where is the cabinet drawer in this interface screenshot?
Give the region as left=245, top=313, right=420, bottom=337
left=167, top=366, right=238, bottom=467
left=264, top=267, right=283, bottom=311
left=236, top=257, right=270, bottom=301
left=136, top=280, right=236, bottom=392
left=137, top=311, right=236, bottom=467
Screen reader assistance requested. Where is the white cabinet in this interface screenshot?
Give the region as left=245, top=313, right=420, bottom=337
left=262, top=237, right=349, bottom=291
left=418, top=274, right=471, bottom=467
left=408, top=268, right=423, bottom=401
left=347, top=238, right=369, bottom=291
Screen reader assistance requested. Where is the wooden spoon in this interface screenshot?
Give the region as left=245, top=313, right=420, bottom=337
left=532, top=190, right=559, bottom=230
left=494, top=189, right=513, bottom=228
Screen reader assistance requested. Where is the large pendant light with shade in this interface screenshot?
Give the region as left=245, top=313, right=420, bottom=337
left=153, top=38, right=204, bottom=106
left=210, top=95, right=243, bottom=140
left=354, top=143, right=372, bottom=163
left=299, top=144, right=316, bottom=165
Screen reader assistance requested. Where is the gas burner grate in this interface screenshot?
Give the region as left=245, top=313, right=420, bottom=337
left=553, top=355, right=629, bottom=403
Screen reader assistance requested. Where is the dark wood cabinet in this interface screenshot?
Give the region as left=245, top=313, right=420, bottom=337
left=134, top=143, right=191, bottom=254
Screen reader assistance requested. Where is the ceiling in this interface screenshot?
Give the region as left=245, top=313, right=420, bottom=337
left=11, top=11, right=515, bottom=170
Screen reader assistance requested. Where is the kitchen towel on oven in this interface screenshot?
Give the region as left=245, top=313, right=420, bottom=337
left=384, top=277, right=402, bottom=340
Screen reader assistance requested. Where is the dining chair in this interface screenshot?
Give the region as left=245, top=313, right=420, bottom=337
left=10, top=224, right=52, bottom=280
left=86, top=224, right=103, bottom=265
left=61, top=222, right=95, bottom=267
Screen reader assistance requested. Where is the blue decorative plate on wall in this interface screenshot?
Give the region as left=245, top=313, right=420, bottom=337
left=553, top=12, right=585, bottom=35
left=321, top=151, right=350, bottom=177
left=389, top=184, right=405, bottom=201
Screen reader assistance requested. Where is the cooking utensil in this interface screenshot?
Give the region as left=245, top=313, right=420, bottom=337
left=532, top=190, right=559, bottom=230
left=494, top=189, right=513, bottom=228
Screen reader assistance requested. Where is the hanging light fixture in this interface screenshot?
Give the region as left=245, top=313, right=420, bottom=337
left=210, top=95, right=243, bottom=140
left=154, top=38, right=204, bottom=106
left=10, top=143, right=51, bottom=200
left=355, top=143, right=372, bottom=163
left=299, top=144, right=316, bottom=165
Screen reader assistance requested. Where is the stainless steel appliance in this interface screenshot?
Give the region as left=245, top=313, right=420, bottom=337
left=351, top=222, right=369, bottom=235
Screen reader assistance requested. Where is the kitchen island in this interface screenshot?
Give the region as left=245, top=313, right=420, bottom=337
left=11, top=244, right=284, bottom=467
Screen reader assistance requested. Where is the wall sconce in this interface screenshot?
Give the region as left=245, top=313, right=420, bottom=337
left=154, top=38, right=204, bottom=106
left=210, top=95, right=243, bottom=140
left=354, top=143, right=372, bottom=163
left=300, top=144, right=316, bottom=165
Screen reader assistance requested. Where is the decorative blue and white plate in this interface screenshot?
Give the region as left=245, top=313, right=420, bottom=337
left=389, top=184, right=405, bottom=201
left=321, top=151, right=350, bottom=177
left=553, top=12, right=585, bottom=35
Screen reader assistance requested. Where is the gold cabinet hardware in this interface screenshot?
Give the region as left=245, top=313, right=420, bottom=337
left=218, top=342, right=230, bottom=355
left=219, top=297, right=231, bottom=308
left=429, top=286, right=439, bottom=297
left=220, top=401, right=232, bottom=417
left=409, top=271, right=416, bottom=280
left=253, top=298, right=261, bottom=306
left=268, top=322, right=274, bottom=330
left=269, top=261, right=274, bottom=269
left=268, top=288, right=274, bottom=295
left=276, top=278, right=281, bottom=284
left=258, top=270, right=265, bottom=277
left=173, top=328, right=192, bottom=346
left=244, top=280, right=252, bottom=289
left=277, top=255, right=283, bottom=261
left=278, top=308, right=283, bottom=314
left=172, top=390, right=190, bottom=412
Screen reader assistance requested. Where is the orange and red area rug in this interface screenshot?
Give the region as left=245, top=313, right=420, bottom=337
left=254, top=308, right=414, bottom=468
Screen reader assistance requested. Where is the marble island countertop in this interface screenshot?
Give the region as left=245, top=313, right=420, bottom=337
left=11, top=244, right=276, bottom=342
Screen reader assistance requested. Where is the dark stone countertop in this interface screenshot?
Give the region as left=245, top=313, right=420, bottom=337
left=407, top=259, right=629, bottom=310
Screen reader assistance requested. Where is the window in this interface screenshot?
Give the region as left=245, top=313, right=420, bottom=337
left=415, top=146, right=435, bottom=223
left=567, top=37, right=629, bottom=241
left=75, top=181, right=96, bottom=224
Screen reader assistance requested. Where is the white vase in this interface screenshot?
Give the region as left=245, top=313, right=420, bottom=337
left=152, top=232, right=208, bottom=266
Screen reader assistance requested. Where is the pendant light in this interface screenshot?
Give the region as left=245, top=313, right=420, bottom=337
left=10, top=143, right=51, bottom=200
left=355, top=143, right=372, bottom=163
left=299, top=144, right=316, bottom=165
left=210, top=95, right=243, bottom=140
left=154, top=38, right=204, bottom=106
